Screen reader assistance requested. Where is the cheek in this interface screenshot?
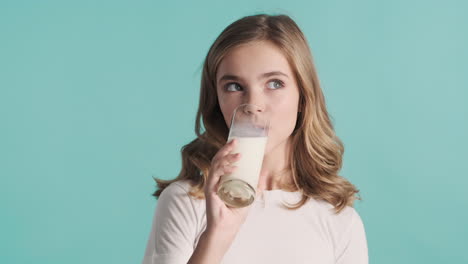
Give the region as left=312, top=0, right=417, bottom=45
left=272, top=95, right=299, bottom=128
left=274, top=108, right=298, bottom=135
left=219, top=102, right=236, bottom=129
left=218, top=93, right=244, bottom=129
left=266, top=96, right=299, bottom=144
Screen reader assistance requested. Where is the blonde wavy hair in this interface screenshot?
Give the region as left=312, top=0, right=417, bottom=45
left=153, top=14, right=361, bottom=214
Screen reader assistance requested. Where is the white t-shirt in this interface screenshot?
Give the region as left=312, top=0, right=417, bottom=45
left=142, top=180, right=368, bottom=264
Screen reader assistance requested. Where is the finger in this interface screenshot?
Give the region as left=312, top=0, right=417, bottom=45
left=208, top=138, right=236, bottom=170
left=206, top=140, right=238, bottom=192
left=209, top=163, right=238, bottom=196
left=225, top=153, right=241, bottom=164
left=211, top=165, right=237, bottom=195
left=205, top=163, right=238, bottom=195
left=222, top=164, right=237, bottom=174
left=218, top=138, right=238, bottom=157
left=205, top=163, right=229, bottom=195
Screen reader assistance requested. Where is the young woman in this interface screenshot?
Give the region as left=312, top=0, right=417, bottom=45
left=143, top=14, right=368, bottom=264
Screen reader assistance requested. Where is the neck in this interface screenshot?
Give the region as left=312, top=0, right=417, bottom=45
left=258, top=138, right=294, bottom=191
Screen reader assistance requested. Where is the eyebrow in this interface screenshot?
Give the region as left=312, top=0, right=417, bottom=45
left=217, top=71, right=289, bottom=84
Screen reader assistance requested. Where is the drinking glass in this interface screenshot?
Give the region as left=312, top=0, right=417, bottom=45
left=217, top=104, right=270, bottom=208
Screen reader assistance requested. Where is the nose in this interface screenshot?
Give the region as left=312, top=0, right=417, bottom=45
left=243, top=104, right=263, bottom=115
left=243, top=90, right=265, bottom=113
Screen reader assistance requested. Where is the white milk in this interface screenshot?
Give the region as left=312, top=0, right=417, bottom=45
left=221, top=136, right=267, bottom=190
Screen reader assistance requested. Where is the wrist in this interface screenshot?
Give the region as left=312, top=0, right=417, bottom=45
left=206, top=225, right=239, bottom=239
left=203, top=227, right=237, bottom=248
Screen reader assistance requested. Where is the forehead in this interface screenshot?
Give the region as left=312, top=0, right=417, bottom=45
left=216, top=41, right=293, bottom=81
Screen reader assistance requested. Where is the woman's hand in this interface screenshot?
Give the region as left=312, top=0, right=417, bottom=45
left=204, top=138, right=252, bottom=237
left=188, top=139, right=260, bottom=264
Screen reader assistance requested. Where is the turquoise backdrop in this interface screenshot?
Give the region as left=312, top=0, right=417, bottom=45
left=1, top=0, right=467, bottom=263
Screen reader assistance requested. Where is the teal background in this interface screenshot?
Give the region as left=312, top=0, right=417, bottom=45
left=1, top=0, right=467, bottom=263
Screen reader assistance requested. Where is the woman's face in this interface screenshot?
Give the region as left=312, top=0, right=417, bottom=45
left=216, top=40, right=301, bottom=153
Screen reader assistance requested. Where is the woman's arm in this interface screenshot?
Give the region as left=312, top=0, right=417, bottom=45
left=189, top=138, right=252, bottom=264
left=143, top=139, right=252, bottom=264
left=187, top=227, right=237, bottom=264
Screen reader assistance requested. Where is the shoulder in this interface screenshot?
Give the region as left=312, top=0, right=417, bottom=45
left=314, top=199, right=360, bottom=224
left=157, top=180, right=205, bottom=213
left=310, top=199, right=363, bottom=232
left=160, top=179, right=194, bottom=197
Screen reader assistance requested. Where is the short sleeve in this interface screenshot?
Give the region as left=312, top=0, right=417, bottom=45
left=142, top=181, right=199, bottom=264
left=334, top=208, right=369, bottom=264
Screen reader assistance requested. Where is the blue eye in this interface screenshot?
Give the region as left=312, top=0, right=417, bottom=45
left=267, top=80, right=284, bottom=89
left=225, top=83, right=243, bottom=92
